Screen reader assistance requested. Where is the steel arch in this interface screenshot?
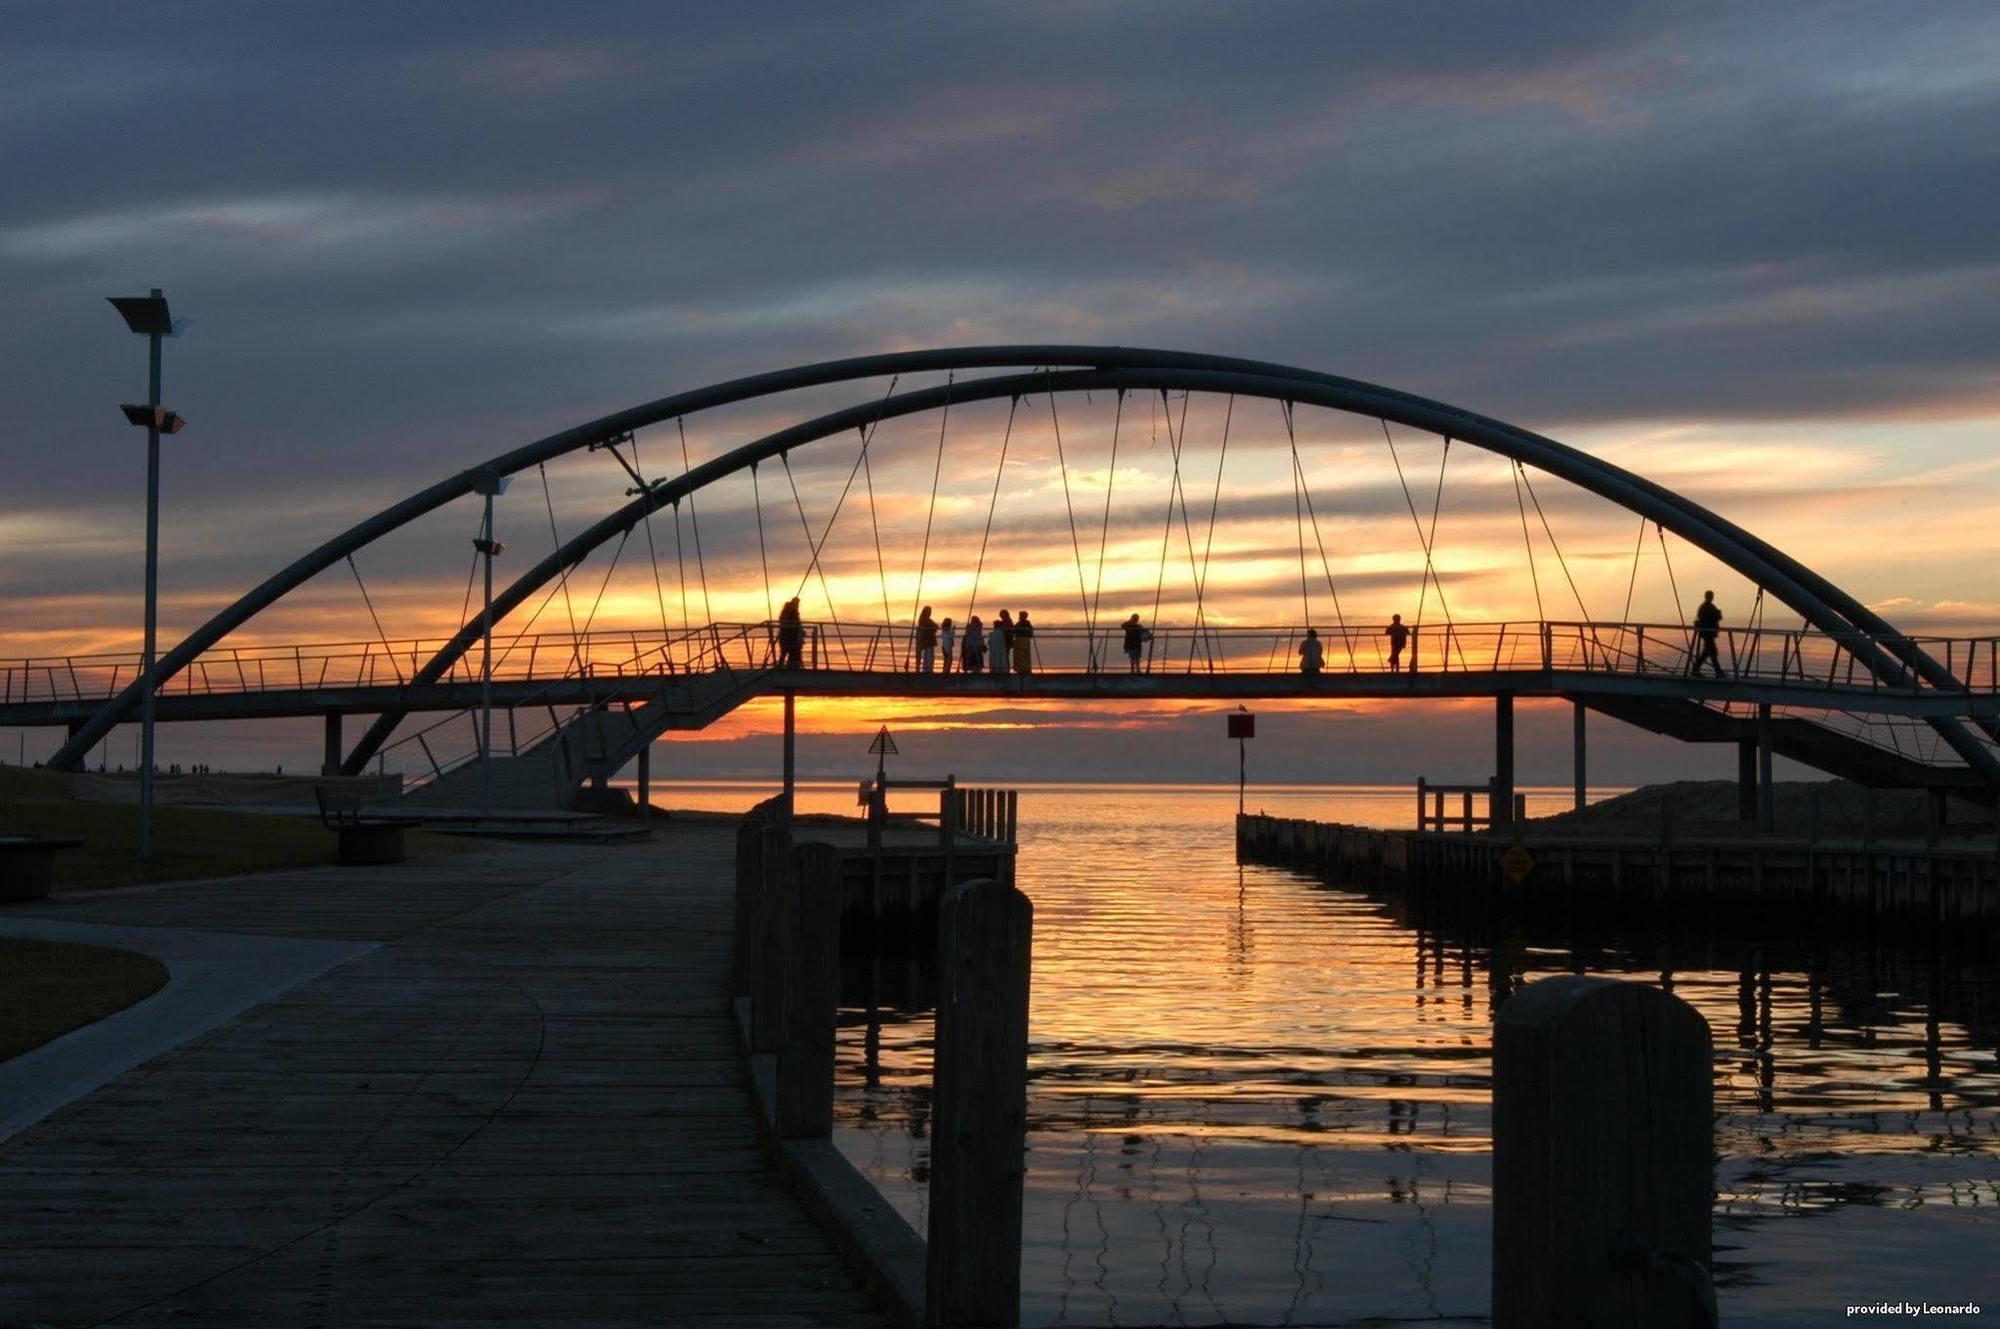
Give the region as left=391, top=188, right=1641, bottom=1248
left=43, top=347, right=1995, bottom=785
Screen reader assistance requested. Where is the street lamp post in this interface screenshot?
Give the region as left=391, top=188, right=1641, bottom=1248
left=469, top=470, right=511, bottom=818
left=109, top=290, right=186, bottom=860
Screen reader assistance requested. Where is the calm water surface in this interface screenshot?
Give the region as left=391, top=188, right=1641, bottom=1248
left=651, top=781, right=2000, bottom=1327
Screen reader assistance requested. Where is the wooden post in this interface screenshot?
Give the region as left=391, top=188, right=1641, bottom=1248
left=1573, top=700, right=1587, bottom=812
left=777, top=842, right=840, bottom=1139
left=1494, top=976, right=1714, bottom=1329
left=635, top=742, right=651, bottom=824
left=1493, top=693, right=1516, bottom=834
left=1417, top=776, right=1428, bottom=832
left=1756, top=703, right=1774, bottom=834
left=751, top=823, right=792, bottom=1054
left=926, top=877, right=1033, bottom=1329
left=1005, top=789, right=1018, bottom=843
left=733, top=818, right=765, bottom=999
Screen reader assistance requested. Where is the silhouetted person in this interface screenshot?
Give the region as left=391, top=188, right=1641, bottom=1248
left=939, top=617, right=956, bottom=674
left=916, top=606, right=939, bottom=673
left=1690, top=590, right=1725, bottom=678
left=1386, top=613, right=1410, bottom=672
left=992, top=610, right=1013, bottom=675
left=1011, top=611, right=1035, bottom=674
left=777, top=597, right=804, bottom=669
left=1122, top=613, right=1151, bottom=674
left=1299, top=627, right=1324, bottom=676
left=963, top=616, right=985, bottom=673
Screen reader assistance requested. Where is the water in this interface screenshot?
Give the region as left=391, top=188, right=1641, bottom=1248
left=647, top=780, right=2000, bottom=1327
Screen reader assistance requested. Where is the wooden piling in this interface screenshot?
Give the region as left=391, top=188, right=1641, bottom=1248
left=733, top=818, right=765, bottom=999
left=925, top=876, right=1033, bottom=1329
left=1494, top=976, right=1714, bottom=1329
left=777, top=842, right=841, bottom=1139
left=751, top=823, right=792, bottom=1054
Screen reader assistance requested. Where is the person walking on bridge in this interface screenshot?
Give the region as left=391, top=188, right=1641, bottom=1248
left=992, top=610, right=1013, bottom=675
left=1011, top=611, right=1036, bottom=675
left=1122, top=613, right=1152, bottom=674
left=916, top=606, right=939, bottom=674
left=1386, top=614, right=1410, bottom=672
left=1690, top=590, right=1726, bottom=678
left=1299, top=626, right=1324, bottom=676
left=963, top=615, right=985, bottom=673
left=777, top=598, right=804, bottom=670
left=939, top=617, right=956, bottom=675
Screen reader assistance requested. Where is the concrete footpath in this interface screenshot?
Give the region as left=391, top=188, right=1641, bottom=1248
left=0, top=825, right=889, bottom=1327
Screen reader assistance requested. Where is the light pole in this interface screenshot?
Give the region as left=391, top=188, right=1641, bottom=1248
left=469, top=470, right=511, bottom=818
left=109, top=290, right=186, bottom=860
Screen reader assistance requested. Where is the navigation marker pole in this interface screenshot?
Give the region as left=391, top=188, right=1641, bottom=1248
left=1228, top=708, right=1256, bottom=816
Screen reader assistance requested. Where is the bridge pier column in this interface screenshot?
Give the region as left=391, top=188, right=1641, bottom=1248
left=1492, top=694, right=1515, bottom=834
left=1756, top=703, right=1774, bottom=834
left=1737, top=739, right=1758, bottom=823
left=1572, top=701, right=1586, bottom=813
left=322, top=711, right=341, bottom=778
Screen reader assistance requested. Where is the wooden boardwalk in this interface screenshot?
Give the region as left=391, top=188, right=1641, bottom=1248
left=0, top=822, right=891, bottom=1327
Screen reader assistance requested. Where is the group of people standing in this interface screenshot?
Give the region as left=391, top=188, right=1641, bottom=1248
left=913, top=606, right=1036, bottom=675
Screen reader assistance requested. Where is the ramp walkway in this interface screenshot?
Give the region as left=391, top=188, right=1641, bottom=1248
left=0, top=826, right=889, bottom=1327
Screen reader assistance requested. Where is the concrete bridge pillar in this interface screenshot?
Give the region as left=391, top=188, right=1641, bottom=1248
left=322, top=711, right=342, bottom=778
left=1492, top=694, right=1516, bottom=833
left=1737, top=738, right=1758, bottom=822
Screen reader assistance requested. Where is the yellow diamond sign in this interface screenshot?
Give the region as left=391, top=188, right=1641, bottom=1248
left=1500, top=844, right=1536, bottom=884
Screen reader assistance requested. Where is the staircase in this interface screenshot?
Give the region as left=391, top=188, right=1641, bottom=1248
left=399, top=669, right=768, bottom=811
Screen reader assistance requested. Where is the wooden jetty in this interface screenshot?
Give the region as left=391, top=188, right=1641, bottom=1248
left=0, top=828, right=896, bottom=1326
left=1238, top=809, right=2000, bottom=931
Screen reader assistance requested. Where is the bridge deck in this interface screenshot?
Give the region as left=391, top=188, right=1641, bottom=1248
left=6, top=665, right=1997, bottom=727
left=0, top=828, right=889, bottom=1327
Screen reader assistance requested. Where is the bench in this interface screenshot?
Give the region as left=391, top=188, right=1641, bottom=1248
left=314, top=788, right=407, bottom=866
left=0, top=836, right=84, bottom=903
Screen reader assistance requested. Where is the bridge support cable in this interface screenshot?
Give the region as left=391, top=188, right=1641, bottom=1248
left=1617, top=512, right=1647, bottom=627
left=1086, top=389, right=1126, bottom=663
left=1516, top=465, right=1596, bottom=646
left=573, top=527, right=631, bottom=646
left=345, top=555, right=405, bottom=683
left=1149, top=390, right=1216, bottom=672
left=1284, top=403, right=1363, bottom=669
left=907, top=374, right=954, bottom=666
left=1043, top=370, right=1101, bottom=662
left=1382, top=421, right=1465, bottom=670
left=1512, top=462, right=1547, bottom=627
left=859, top=431, right=894, bottom=663
left=537, top=464, right=586, bottom=674
left=966, top=396, right=1020, bottom=624
left=781, top=376, right=900, bottom=668
left=676, top=419, right=717, bottom=645
left=1192, top=395, right=1237, bottom=671
left=1288, top=405, right=1313, bottom=652
left=623, top=432, right=676, bottom=662
left=671, top=494, right=692, bottom=665
left=751, top=463, right=774, bottom=646
left=776, top=454, right=848, bottom=668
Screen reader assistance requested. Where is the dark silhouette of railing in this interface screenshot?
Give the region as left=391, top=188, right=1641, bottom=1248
left=8, top=618, right=1997, bottom=704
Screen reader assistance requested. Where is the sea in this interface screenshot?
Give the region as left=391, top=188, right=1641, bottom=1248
left=641, top=780, right=2000, bottom=1327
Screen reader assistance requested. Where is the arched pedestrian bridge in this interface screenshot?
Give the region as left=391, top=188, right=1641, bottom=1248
left=12, top=346, right=1997, bottom=809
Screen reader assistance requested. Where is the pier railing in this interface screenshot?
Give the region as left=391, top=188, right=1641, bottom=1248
left=9, top=619, right=2000, bottom=705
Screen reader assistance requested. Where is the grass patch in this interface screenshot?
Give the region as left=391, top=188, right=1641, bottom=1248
left=0, top=798, right=466, bottom=892
left=0, top=937, right=169, bottom=1061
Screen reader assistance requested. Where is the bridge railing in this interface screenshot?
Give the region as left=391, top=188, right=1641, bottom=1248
left=9, top=619, right=2000, bottom=706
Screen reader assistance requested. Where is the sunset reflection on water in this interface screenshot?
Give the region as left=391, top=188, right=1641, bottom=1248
left=657, top=781, right=2000, bottom=1327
